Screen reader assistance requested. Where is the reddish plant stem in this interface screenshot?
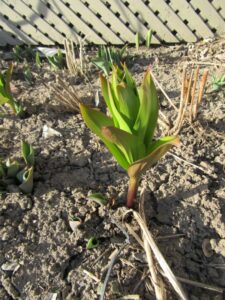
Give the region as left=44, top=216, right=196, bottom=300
left=126, top=177, right=139, bottom=208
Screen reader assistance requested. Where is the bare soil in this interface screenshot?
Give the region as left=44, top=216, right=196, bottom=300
left=0, top=39, right=225, bottom=300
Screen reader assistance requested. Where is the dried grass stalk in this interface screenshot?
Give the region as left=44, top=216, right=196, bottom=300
left=50, top=76, right=81, bottom=113
left=131, top=210, right=188, bottom=300
left=169, top=66, right=208, bottom=134
left=139, top=189, right=167, bottom=300
left=64, top=39, right=77, bottom=75
left=189, top=67, right=199, bottom=123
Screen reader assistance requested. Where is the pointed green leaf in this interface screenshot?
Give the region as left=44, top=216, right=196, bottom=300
left=18, top=166, right=34, bottom=194
left=101, top=126, right=145, bottom=164
left=86, top=237, right=99, bottom=250
left=87, top=193, right=108, bottom=206
left=92, top=58, right=110, bottom=76
left=135, top=32, right=140, bottom=50
left=108, top=82, right=132, bottom=133
left=0, top=162, right=6, bottom=178
left=80, top=103, right=129, bottom=170
left=6, top=159, right=20, bottom=178
left=22, top=141, right=34, bottom=166
left=146, top=29, right=152, bottom=48
left=128, top=136, right=180, bottom=179
left=133, top=68, right=158, bottom=148
left=116, top=82, right=139, bottom=127
left=5, top=64, right=13, bottom=96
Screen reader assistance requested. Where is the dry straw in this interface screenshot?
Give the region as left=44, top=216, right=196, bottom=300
left=125, top=187, right=188, bottom=300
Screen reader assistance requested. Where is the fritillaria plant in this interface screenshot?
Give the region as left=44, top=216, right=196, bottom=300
left=80, top=65, right=179, bottom=207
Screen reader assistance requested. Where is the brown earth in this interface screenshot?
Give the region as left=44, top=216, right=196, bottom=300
left=0, top=38, right=225, bottom=300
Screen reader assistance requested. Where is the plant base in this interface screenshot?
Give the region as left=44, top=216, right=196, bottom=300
left=126, top=177, right=139, bottom=208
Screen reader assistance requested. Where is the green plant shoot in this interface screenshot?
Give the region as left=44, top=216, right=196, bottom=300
left=92, top=45, right=127, bottom=76
left=80, top=65, right=180, bottom=207
left=135, top=32, right=140, bottom=51
left=0, top=141, right=34, bottom=194
left=146, top=29, right=152, bottom=48
left=211, top=74, right=225, bottom=91
left=47, top=49, right=64, bottom=70
left=0, top=64, right=25, bottom=117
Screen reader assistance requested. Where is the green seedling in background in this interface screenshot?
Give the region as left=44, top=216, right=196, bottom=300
left=80, top=65, right=180, bottom=207
left=86, top=237, right=99, bottom=250
left=12, top=45, right=23, bottom=62
left=0, top=64, right=25, bottom=117
left=211, top=74, right=225, bottom=91
left=24, top=65, right=33, bottom=84
left=47, top=49, right=65, bottom=70
left=87, top=193, right=108, bottom=206
left=146, top=29, right=152, bottom=48
left=135, top=32, right=140, bottom=51
left=35, top=51, right=41, bottom=68
left=92, top=45, right=127, bottom=76
left=12, top=45, right=35, bottom=62
left=0, top=141, right=34, bottom=194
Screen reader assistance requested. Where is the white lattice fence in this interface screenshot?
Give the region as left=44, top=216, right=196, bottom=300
left=0, top=0, right=224, bottom=46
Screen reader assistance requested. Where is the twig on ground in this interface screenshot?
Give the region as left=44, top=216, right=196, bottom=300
left=167, top=151, right=216, bottom=177
left=156, top=234, right=185, bottom=241
left=183, top=61, right=225, bottom=67
left=50, top=76, right=81, bottom=113
left=150, top=70, right=178, bottom=111
left=124, top=193, right=188, bottom=300
left=83, top=269, right=100, bottom=283
left=139, top=188, right=166, bottom=300
left=99, top=247, right=124, bottom=300
left=176, top=276, right=224, bottom=294
left=117, top=295, right=141, bottom=300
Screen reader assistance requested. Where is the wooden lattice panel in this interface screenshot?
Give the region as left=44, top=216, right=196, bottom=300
left=0, top=0, right=225, bottom=46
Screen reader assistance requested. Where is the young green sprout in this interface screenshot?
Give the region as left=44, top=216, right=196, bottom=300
left=0, top=64, right=25, bottom=117
left=92, top=45, right=127, bottom=76
left=0, top=141, right=34, bottom=194
left=80, top=65, right=180, bottom=207
left=211, top=74, right=225, bottom=91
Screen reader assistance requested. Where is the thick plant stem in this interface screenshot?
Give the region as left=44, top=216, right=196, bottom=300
left=127, top=177, right=139, bottom=208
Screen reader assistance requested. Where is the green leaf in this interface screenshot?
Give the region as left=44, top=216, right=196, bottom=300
left=92, top=58, right=110, bottom=76
left=22, top=141, right=34, bottom=166
left=133, top=68, right=158, bottom=148
left=86, top=237, right=99, bottom=250
left=128, top=136, right=180, bottom=179
left=135, top=32, right=140, bottom=50
left=146, top=29, right=152, bottom=48
left=18, top=166, right=34, bottom=194
left=101, top=74, right=132, bottom=133
left=101, top=126, right=145, bottom=164
left=6, top=159, right=20, bottom=178
left=80, top=103, right=129, bottom=170
left=0, top=162, right=6, bottom=178
left=35, top=51, right=41, bottom=68
left=87, top=193, right=108, bottom=206
left=5, top=64, right=13, bottom=96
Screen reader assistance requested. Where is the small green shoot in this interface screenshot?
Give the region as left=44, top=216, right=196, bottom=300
left=22, top=140, right=35, bottom=166
left=12, top=45, right=35, bottom=62
left=87, top=193, right=108, bottom=206
left=92, top=45, right=127, bottom=76
left=211, top=74, right=225, bottom=91
left=146, top=29, right=152, bottom=48
left=12, top=45, right=23, bottom=62
left=86, top=237, right=99, bottom=250
left=24, top=65, right=33, bottom=84
left=0, top=141, right=34, bottom=194
left=35, top=51, right=41, bottom=68
left=135, top=32, right=140, bottom=51
left=47, top=49, right=65, bottom=70
left=0, top=64, right=25, bottom=117
left=80, top=65, right=180, bottom=207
